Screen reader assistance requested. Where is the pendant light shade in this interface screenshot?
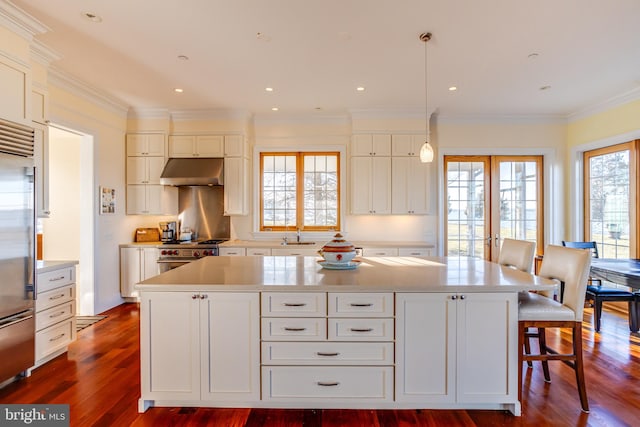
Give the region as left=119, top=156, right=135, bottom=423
left=420, top=32, right=433, bottom=163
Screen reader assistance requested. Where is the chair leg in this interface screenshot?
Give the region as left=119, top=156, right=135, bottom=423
left=594, top=298, right=603, bottom=332
left=573, top=322, right=589, bottom=412
left=538, top=327, right=551, bottom=382
left=524, top=327, right=533, bottom=368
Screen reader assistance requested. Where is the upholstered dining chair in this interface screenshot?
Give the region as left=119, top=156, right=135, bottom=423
left=518, top=244, right=592, bottom=413
left=562, top=241, right=636, bottom=332
left=498, top=238, right=536, bottom=273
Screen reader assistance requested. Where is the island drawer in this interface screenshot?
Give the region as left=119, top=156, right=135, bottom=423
left=328, top=293, right=394, bottom=317
left=261, top=292, right=326, bottom=317
left=261, top=342, right=394, bottom=365
left=36, top=284, right=75, bottom=312
left=36, top=301, right=75, bottom=331
left=262, top=366, right=394, bottom=401
left=261, top=317, right=327, bottom=341
left=38, top=266, right=75, bottom=293
left=328, top=318, right=394, bottom=341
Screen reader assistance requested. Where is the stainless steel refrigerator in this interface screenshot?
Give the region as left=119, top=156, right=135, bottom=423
left=0, top=150, right=36, bottom=384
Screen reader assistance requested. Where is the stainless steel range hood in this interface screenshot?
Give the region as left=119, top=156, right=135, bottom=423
left=160, top=158, right=224, bottom=186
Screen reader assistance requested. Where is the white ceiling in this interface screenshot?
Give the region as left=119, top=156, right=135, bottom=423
left=12, top=0, right=640, bottom=118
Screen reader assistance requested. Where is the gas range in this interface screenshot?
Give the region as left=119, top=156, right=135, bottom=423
left=158, top=239, right=227, bottom=259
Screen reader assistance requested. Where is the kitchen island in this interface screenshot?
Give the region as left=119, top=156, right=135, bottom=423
left=136, top=256, right=556, bottom=416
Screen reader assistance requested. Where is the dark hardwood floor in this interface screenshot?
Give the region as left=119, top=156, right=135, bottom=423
left=1, top=302, right=638, bottom=426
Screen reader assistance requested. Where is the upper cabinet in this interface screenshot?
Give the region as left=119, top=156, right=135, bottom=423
left=351, top=134, right=391, bottom=157
left=223, top=135, right=248, bottom=157
left=31, top=87, right=48, bottom=125
left=0, top=56, right=30, bottom=126
left=391, top=134, right=425, bottom=157
left=127, top=133, right=166, bottom=157
left=33, top=123, right=50, bottom=217
left=169, top=135, right=224, bottom=158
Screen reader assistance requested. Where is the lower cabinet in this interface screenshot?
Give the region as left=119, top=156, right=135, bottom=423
left=396, top=292, right=518, bottom=405
left=139, top=292, right=260, bottom=403
left=35, top=265, right=77, bottom=366
left=120, top=247, right=159, bottom=298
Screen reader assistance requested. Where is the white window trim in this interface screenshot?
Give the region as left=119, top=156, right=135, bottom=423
left=251, top=145, right=347, bottom=241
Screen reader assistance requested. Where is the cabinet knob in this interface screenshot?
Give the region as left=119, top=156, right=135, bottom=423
left=200, top=294, right=208, bottom=299
left=192, top=294, right=198, bottom=299
left=460, top=295, right=466, bottom=300
left=451, top=295, right=457, bottom=300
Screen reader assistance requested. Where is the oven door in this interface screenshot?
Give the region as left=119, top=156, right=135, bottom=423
left=157, top=259, right=192, bottom=273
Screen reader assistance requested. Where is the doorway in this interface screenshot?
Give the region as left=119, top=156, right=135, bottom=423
left=41, top=125, right=95, bottom=315
left=444, top=155, right=544, bottom=261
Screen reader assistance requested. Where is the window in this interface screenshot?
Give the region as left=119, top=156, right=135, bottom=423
left=260, top=152, right=340, bottom=231
left=584, top=141, right=638, bottom=258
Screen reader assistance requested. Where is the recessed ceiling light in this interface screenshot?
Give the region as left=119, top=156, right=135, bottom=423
left=356, top=87, right=365, bottom=92
left=174, top=88, right=184, bottom=93
left=265, top=87, right=273, bottom=92
left=82, top=12, right=102, bottom=23
left=177, top=55, right=189, bottom=61
left=271, top=107, right=279, bottom=111
left=448, top=86, right=457, bottom=91
left=539, top=85, right=551, bottom=91
left=528, top=53, right=539, bottom=59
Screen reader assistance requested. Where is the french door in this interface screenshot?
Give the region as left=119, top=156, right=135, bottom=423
left=444, top=155, right=543, bottom=261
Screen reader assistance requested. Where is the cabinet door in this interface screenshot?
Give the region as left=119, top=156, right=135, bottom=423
left=200, top=292, right=260, bottom=401
left=0, top=57, right=29, bottom=125
left=146, top=134, right=166, bottom=156
left=224, top=135, right=245, bottom=157
left=32, top=88, right=48, bottom=124
left=372, top=134, right=392, bottom=156
left=456, top=292, right=518, bottom=404
left=391, top=134, right=424, bottom=157
left=370, top=157, right=391, bottom=214
left=127, top=134, right=165, bottom=156
left=352, top=134, right=373, bottom=156
left=196, top=135, right=224, bottom=157
left=34, top=124, right=50, bottom=217
left=140, top=292, right=200, bottom=400
left=224, top=157, right=248, bottom=215
left=145, top=185, right=164, bottom=214
left=142, top=248, right=160, bottom=280
left=126, top=185, right=147, bottom=214
left=350, top=157, right=372, bottom=214
left=147, top=157, right=165, bottom=184
left=168, top=135, right=195, bottom=157
left=219, top=247, right=246, bottom=256
left=396, top=293, right=456, bottom=403
left=120, top=248, right=142, bottom=297
left=392, top=157, right=430, bottom=214
left=127, top=157, right=148, bottom=184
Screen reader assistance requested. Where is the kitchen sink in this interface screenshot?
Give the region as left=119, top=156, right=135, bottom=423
left=281, top=241, right=316, bottom=246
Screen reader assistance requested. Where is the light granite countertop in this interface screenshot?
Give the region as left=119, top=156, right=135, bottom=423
left=120, top=240, right=435, bottom=249
left=36, top=260, right=79, bottom=273
left=136, top=255, right=556, bottom=293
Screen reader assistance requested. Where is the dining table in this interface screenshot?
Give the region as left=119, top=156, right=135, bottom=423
left=590, top=258, right=640, bottom=291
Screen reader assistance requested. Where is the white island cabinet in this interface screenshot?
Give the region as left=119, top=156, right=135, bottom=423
left=139, top=291, right=259, bottom=409
left=136, top=256, right=556, bottom=415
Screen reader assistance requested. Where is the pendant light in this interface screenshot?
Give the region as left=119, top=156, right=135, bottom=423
left=419, top=32, right=434, bottom=163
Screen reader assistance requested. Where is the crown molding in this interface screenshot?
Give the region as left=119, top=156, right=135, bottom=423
left=0, top=0, right=49, bottom=39
left=30, top=39, right=61, bottom=66
left=349, top=108, right=426, bottom=120
left=127, top=108, right=171, bottom=120
left=568, top=86, right=640, bottom=122
left=435, top=113, right=567, bottom=125
left=253, top=111, right=350, bottom=126
left=170, top=108, right=251, bottom=121
left=48, top=66, right=129, bottom=117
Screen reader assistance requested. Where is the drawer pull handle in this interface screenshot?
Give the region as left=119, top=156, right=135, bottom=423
left=284, top=327, right=307, bottom=332
left=317, top=381, right=340, bottom=387
left=49, top=276, right=66, bottom=282
left=316, top=352, right=340, bottom=357
left=350, top=303, right=373, bottom=307
left=49, top=333, right=66, bottom=342
left=49, top=293, right=65, bottom=301
left=49, top=311, right=66, bottom=319
left=283, top=303, right=306, bottom=307
left=350, top=328, right=373, bottom=333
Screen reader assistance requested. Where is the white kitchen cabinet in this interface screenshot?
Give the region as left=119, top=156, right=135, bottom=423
left=223, top=156, right=248, bottom=215
left=168, top=135, right=224, bottom=158
left=120, top=247, right=160, bottom=298
left=392, top=156, right=431, bottom=214
left=247, top=248, right=272, bottom=256
left=361, top=247, right=398, bottom=257
left=126, top=184, right=177, bottom=215
left=139, top=291, right=260, bottom=404
left=350, top=156, right=391, bottom=215
left=396, top=292, right=518, bottom=405
left=271, top=248, right=318, bottom=256
left=219, top=247, right=246, bottom=256
left=126, top=133, right=166, bottom=156
left=224, top=135, right=248, bottom=157
left=33, top=123, right=50, bottom=217
left=126, top=156, right=165, bottom=184
left=351, top=134, right=391, bottom=156
left=31, top=87, right=49, bottom=125
left=35, top=265, right=77, bottom=366
left=391, top=134, right=425, bottom=157
left=0, top=55, right=29, bottom=125
left=398, top=247, right=433, bottom=257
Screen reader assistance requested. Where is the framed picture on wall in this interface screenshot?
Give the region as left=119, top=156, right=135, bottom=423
left=99, top=186, right=116, bottom=215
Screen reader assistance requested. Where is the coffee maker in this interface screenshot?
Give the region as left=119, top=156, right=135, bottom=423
left=159, top=221, right=177, bottom=242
